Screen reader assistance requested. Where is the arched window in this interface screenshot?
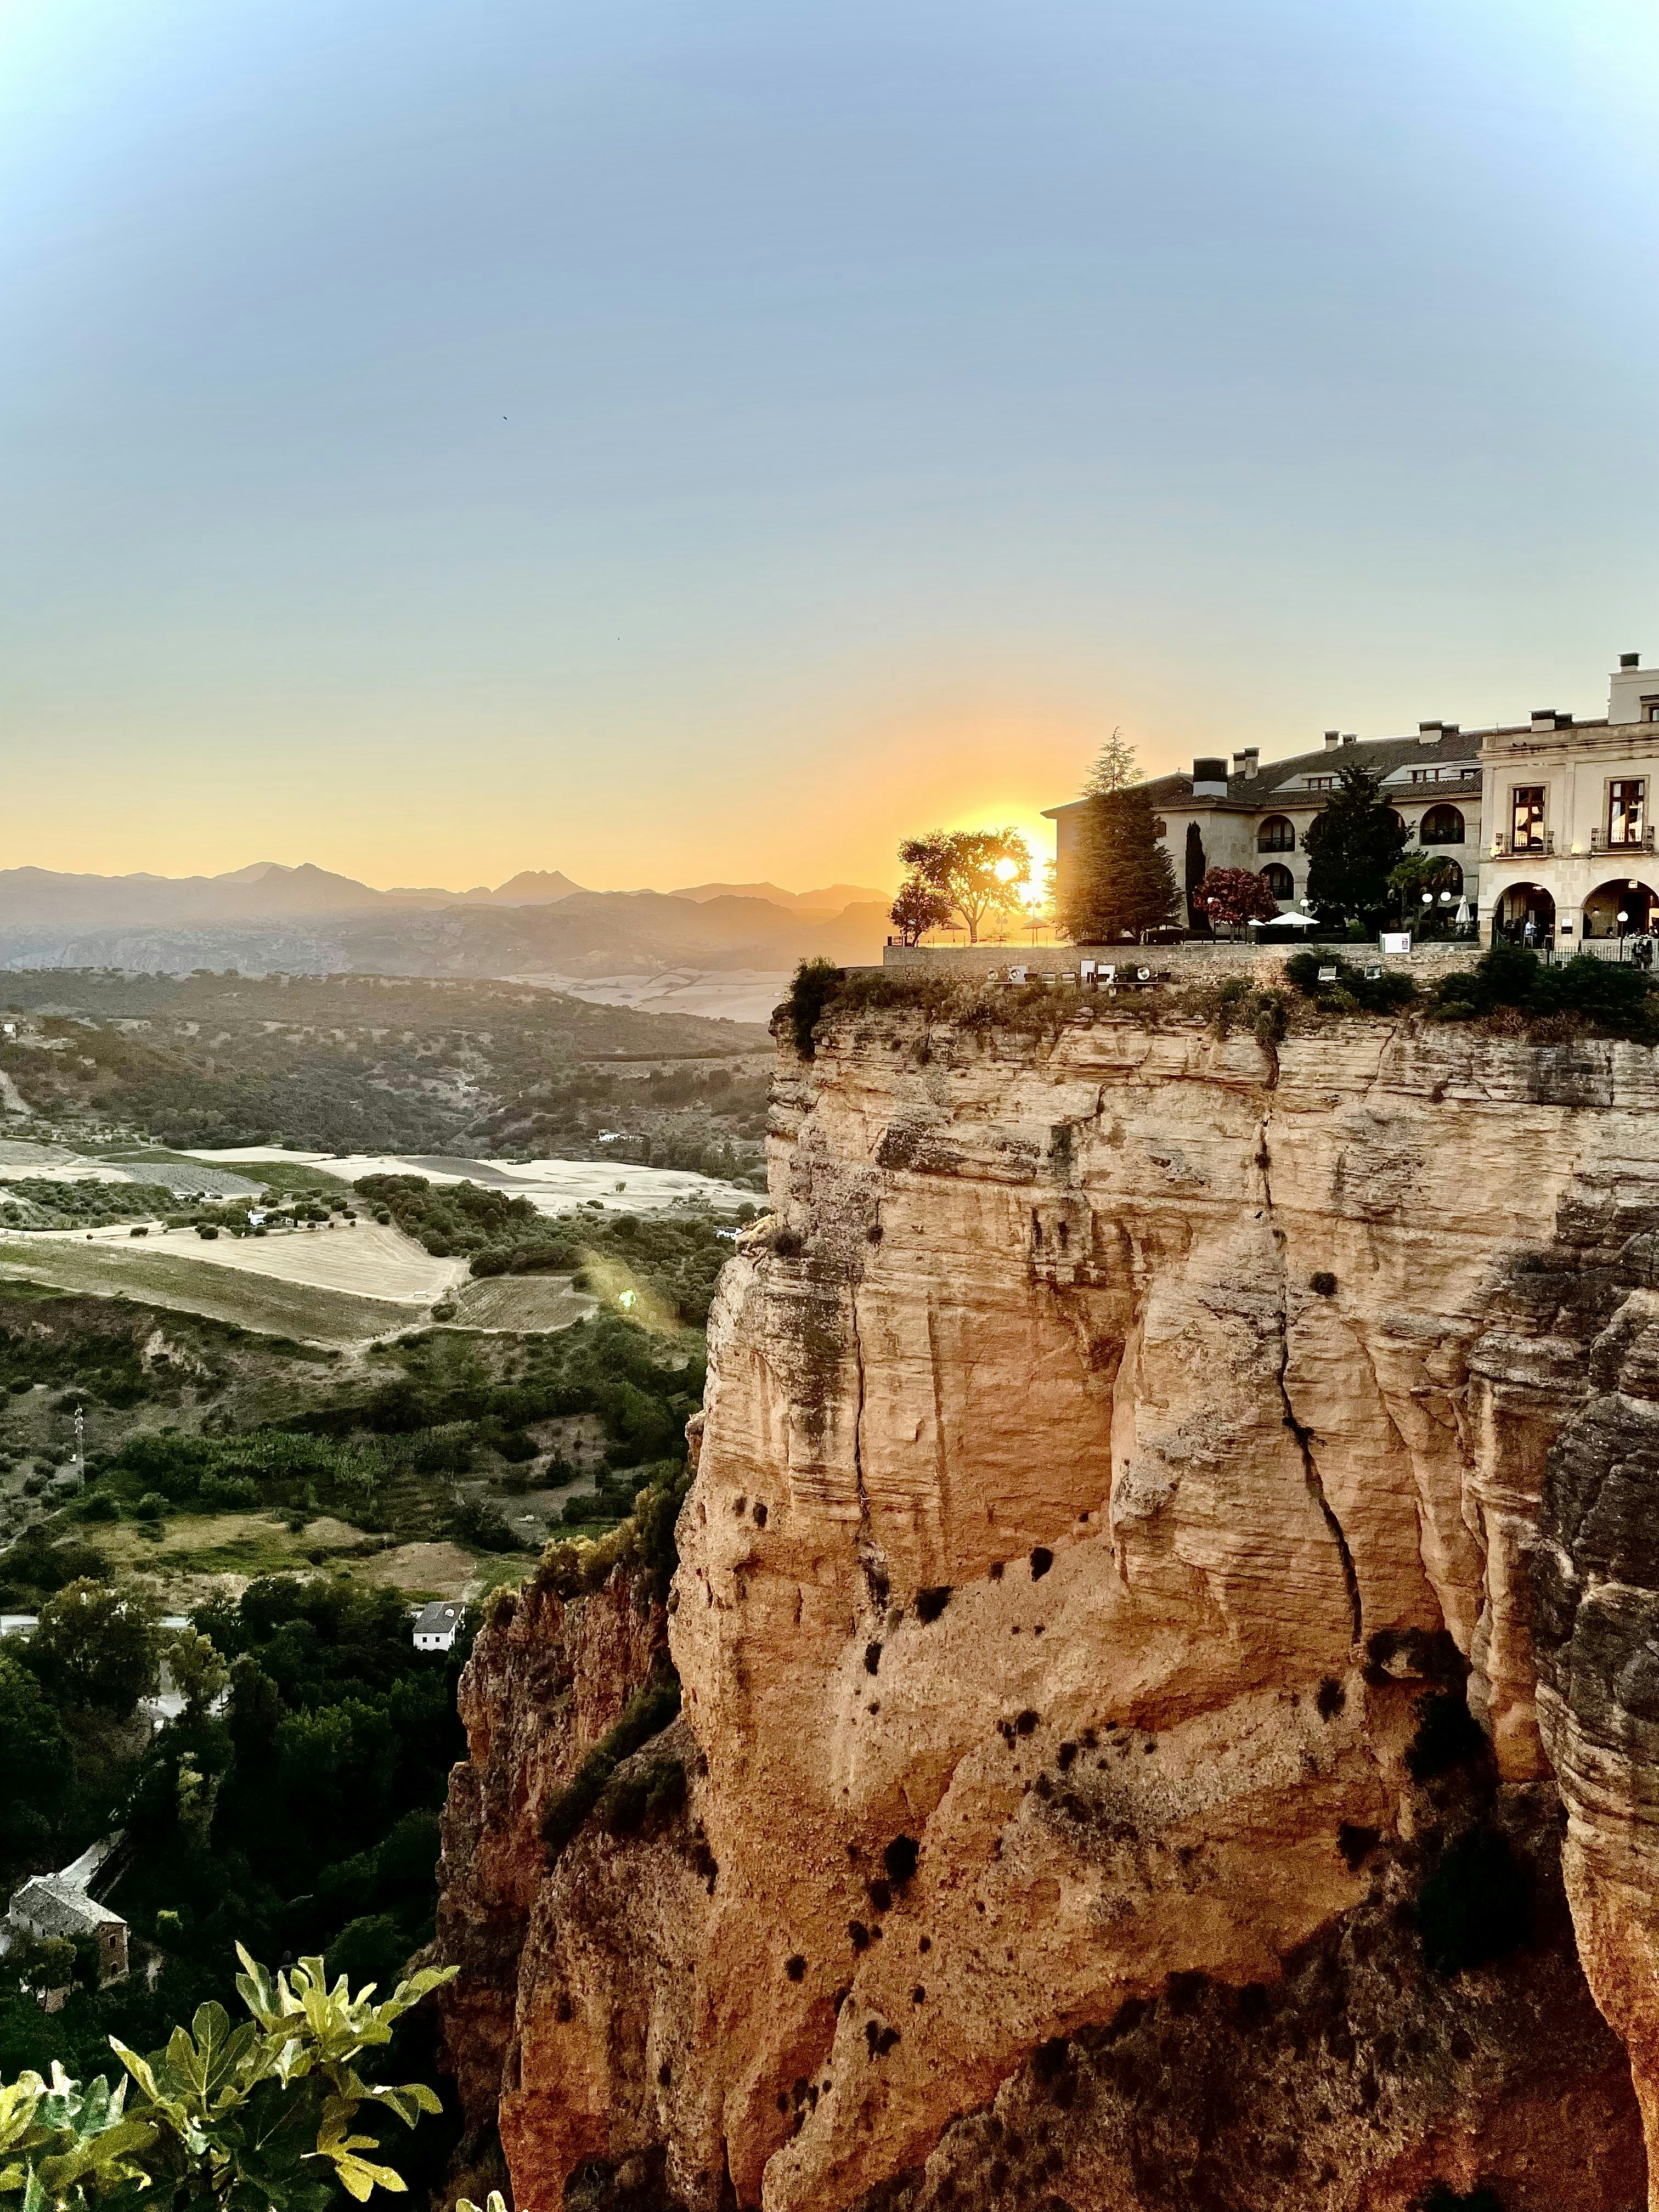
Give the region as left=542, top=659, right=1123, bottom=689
left=1262, top=864, right=1294, bottom=901
left=1420, top=804, right=1466, bottom=846
left=1257, top=815, right=1295, bottom=853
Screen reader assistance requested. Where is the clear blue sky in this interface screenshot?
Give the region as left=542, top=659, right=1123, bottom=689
left=1, top=0, right=1654, bottom=891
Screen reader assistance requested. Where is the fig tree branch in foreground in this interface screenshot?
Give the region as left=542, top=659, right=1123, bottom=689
left=0, top=1944, right=456, bottom=2212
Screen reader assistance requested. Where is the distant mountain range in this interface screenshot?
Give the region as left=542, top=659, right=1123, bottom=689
left=0, top=862, right=895, bottom=981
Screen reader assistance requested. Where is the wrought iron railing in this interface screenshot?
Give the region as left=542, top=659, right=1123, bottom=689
left=1489, top=831, right=1554, bottom=857
left=1589, top=826, right=1655, bottom=855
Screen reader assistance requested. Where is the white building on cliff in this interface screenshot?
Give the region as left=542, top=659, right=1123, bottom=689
left=1043, top=651, right=1659, bottom=949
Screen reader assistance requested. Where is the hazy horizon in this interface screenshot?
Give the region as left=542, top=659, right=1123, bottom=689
left=3, top=0, right=1655, bottom=893
left=0, top=854, right=894, bottom=902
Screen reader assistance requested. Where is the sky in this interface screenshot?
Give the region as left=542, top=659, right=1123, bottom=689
left=1, top=0, right=1655, bottom=896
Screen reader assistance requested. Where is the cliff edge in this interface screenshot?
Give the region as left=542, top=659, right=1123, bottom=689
left=439, top=994, right=1659, bottom=2211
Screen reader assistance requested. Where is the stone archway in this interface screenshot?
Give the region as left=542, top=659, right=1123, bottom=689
left=1583, top=877, right=1659, bottom=941
left=1492, top=882, right=1555, bottom=947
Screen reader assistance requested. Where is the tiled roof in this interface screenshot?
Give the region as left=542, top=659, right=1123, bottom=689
left=414, top=1602, right=459, bottom=1633
left=8, top=1876, right=123, bottom=1939
left=1046, top=724, right=1493, bottom=819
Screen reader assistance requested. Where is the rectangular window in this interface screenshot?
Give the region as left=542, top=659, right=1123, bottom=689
left=1510, top=786, right=1545, bottom=850
left=1610, top=778, right=1646, bottom=845
left=1305, top=776, right=1334, bottom=792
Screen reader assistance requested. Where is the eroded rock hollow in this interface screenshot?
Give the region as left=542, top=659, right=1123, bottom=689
left=437, top=1001, right=1659, bottom=2211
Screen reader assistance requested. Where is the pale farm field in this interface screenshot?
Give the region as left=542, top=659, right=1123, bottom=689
left=67, top=1216, right=466, bottom=1301
left=0, top=1236, right=428, bottom=1345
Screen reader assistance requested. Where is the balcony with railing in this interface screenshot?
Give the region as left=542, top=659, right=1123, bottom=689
left=1489, top=831, right=1554, bottom=859
left=1590, top=826, right=1656, bottom=855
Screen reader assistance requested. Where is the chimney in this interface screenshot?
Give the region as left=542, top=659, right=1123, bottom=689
left=1231, top=748, right=1260, bottom=780
left=1341, top=733, right=1357, bottom=745
left=1191, top=755, right=1228, bottom=798
left=1417, top=720, right=1442, bottom=747
left=1530, top=708, right=1572, bottom=731
left=1323, top=730, right=1340, bottom=750
left=1622, top=652, right=1641, bottom=669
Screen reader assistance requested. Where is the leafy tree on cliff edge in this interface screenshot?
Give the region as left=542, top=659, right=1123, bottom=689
left=1304, top=761, right=1407, bottom=932
left=895, top=830, right=1030, bottom=945
left=1057, top=785, right=1177, bottom=944
left=888, top=878, right=954, bottom=946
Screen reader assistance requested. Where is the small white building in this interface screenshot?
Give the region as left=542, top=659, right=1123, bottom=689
left=413, top=1601, right=461, bottom=1653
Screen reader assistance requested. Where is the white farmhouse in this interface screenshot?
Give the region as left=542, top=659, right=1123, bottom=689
left=413, top=1601, right=461, bottom=1653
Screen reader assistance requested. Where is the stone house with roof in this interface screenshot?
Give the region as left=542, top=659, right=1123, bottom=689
left=1045, top=723, right=1483, bottom=927
left=7, top=1874, right=128, bottom=1987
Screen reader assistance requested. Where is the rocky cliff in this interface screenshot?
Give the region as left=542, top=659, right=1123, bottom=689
left=438, top=996, right=1659, bottom=2211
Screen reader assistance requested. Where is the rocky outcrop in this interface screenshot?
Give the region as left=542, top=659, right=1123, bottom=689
left=438, top=1001, right=1659, bottom=2211
left=435, top=1562, right=669, bottom=2141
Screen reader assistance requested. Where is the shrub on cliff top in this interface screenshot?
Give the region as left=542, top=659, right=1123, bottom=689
left=1284, top=952, right=1419, bottom=1014
left=1428, top=944, right=1659, bottom=1041
left=781, top=958, right=844, bottom=1057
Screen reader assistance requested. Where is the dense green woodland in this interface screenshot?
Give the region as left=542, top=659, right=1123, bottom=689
left=0, top=1257, right=710, bottom=2207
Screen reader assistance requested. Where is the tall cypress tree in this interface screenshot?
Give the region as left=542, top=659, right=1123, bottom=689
left=1184, top=821, right=1210, bottom=934
left=1304, top=761, right=1407, bottom=931
left=1058, top=787, right=1178, bottom=944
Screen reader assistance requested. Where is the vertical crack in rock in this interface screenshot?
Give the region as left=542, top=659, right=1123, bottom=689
left=1280, top=1348, right=1364, bottom=1647
left=849, top=1282, right=891, bottom=1612
left=1260, top=1109, right=1363, bottom=1646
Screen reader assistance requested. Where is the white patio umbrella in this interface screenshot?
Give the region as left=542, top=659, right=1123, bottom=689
left=1248, top=912, right=1319, bottom=928
left=1454, top=897, right=1470, bottom=928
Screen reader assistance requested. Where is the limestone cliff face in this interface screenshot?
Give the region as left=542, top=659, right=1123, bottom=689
left=435, top=1564, right=668, bottom=2142
left=439, top=1003, right=1659, bottom=2212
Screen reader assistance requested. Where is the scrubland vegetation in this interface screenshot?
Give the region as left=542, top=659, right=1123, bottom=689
left=0, top=970, right=768, bottom=1175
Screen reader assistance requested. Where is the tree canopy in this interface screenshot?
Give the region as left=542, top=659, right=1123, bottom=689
left=1183, top=823, right=1209, bottom=933
left=1055, top=788, right=1177, bottom=945
left=1303, top=763, right=1408, bottom=929
left=0, top=1650, right=70, bottom=1861
left=1084, top=728, right=1138, bottom=795
left=26, top=1582, right=158, bottom=1720
left=1195, top=867, right=1281, bottom=929
left=887, top=879, right=953, bottom=947
left=894, top=830, right=1030, bottom=945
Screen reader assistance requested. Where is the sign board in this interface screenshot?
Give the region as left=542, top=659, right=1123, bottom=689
left=1379, top=932, right=1412, bottom=955
left=1317, top=966, right=1339, bottom=983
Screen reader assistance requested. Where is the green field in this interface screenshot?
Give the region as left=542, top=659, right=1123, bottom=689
left=92, top=1149, right=353, bottom=1196
left=0, top=1237, right=420, bottom=1345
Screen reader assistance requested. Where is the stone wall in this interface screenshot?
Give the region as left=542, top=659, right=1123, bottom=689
left=878, top=938, right=1486, bottom=986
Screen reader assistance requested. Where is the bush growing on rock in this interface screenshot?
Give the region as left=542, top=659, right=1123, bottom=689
left=1429, top=944, right=1659, bottom=1041
left=1284, top=952, right=1419, bottom=1014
